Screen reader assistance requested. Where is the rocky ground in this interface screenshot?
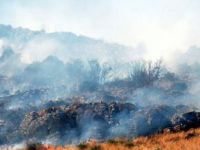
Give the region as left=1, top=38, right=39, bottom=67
left=1, top=100, right=200, bottom=146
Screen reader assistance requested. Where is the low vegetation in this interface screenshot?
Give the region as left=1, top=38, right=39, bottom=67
left=19, top=128, right=200, bottom=150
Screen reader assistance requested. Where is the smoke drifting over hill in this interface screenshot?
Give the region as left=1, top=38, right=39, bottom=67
left=0, top=25, right=200, bottom=148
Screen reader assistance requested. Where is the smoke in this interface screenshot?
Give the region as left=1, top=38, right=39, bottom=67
left=0, top=24, right=145, bottom=65
left=20, top=38, right=61, bottom=64
left=1, top=1, right=200, bottom=148
left=1, top=25, right=200, bottom=147
left=1, top=0, right=200, bottom=61
left=0, top=39, right=4, bottom=55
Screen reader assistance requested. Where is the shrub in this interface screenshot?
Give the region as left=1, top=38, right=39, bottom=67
left=129, top=60, right=162, bottom=87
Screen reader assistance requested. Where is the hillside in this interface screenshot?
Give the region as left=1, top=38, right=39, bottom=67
left=0, top=24, right=140, bottom=64
left=1, top=0, right=200, bottom=149
left=1, top=25, right=200, bottom=149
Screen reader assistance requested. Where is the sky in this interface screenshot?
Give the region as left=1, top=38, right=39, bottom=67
left=0, top=0, right=200, bottom=60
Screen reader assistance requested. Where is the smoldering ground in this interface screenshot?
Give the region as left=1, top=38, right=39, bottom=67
left=0, top=25, right=200, bottom=147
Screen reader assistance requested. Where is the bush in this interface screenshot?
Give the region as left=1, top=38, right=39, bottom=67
left=129, top=60, right=162, bottom=87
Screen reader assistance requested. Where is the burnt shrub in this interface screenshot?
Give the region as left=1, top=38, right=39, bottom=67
left=129, top=60, right=162, bottom=88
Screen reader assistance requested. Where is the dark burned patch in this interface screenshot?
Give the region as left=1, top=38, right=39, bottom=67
left=77, top=142, right=88, bottom=149
left=25, top=142, right=42, bottom=150
left=185, top=129, right=199, bottom=139
left=107, top=139, right=118, bottom=144
left=124, top=141, right=135, bottom=148
left=185, top=133, right=197, bottom=139
left=90, top=145, right=101, bottom=150
left=1, top=101, right=200, bottom=146
left=165, top=111, right=200, bottom=133
left=19, top=102, right=137, bottom=141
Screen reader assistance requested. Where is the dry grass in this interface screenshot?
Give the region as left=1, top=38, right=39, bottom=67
left=21, top=128, right=200, bottom=150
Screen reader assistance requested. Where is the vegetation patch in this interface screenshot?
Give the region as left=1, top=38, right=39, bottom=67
left=25, top=142, right=42, bottom=150
left=77, top=143, right=88, bottom=149
left=124, top=141, right=134, bottom=148
left=107, top=139, right=118, bottom=144
left=90, top=145, right=101, bottom=150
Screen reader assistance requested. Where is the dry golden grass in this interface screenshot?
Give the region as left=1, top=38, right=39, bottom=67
left=23, top=128, right=200, bottom=150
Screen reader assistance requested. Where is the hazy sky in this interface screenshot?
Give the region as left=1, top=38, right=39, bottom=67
left=1, top=0, right=200, bottom=59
